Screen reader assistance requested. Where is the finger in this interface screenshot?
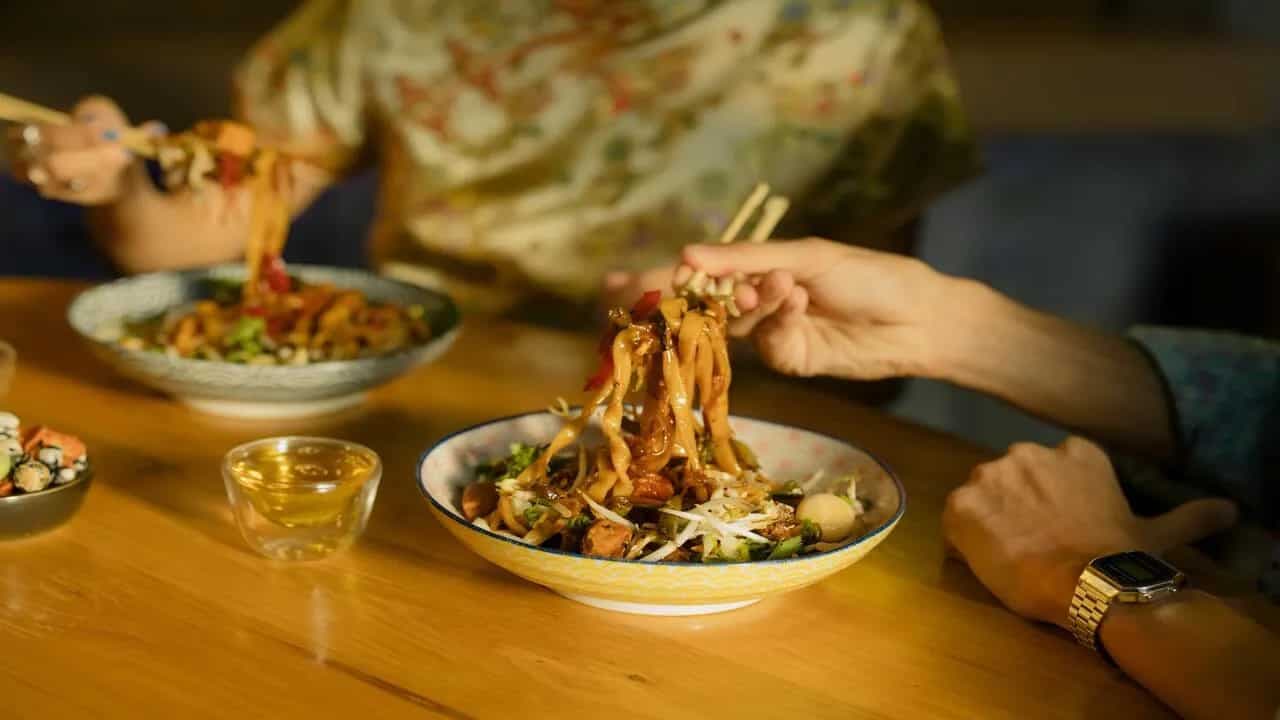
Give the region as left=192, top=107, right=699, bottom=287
left=778, top=284, right=809, bottom=318
left=682, top=238, right=836, bottom=280
left=38, top=147, right=130, bottom=204
left=1057, top=436, right=1105, bottom=464
left=32, top=122, right=99, bottom=154
left=672, top=264, right=692, bottom=289
left=72, top=95, right=131, bottom=129
left=728, top=270, right=794, bottom=337
left=603, top=271, right=630, bottom=292
left=1144, top=498, right=1239, bottom=552
left=752, top=288, right=813, bottom=376
left=733, top=280, right=759, bottom=314
left=44, top=145, right=130, bottom=184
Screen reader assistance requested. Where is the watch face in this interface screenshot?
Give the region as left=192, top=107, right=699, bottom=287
left=1093, top=551, right=1179, bottom=589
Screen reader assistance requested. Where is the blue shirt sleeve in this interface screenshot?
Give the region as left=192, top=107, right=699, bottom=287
left=1128, top=326, right=1280, bottom=522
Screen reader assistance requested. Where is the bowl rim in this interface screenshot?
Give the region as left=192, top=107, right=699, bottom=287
left=66, top=263, right=462, bottom=371
left=0, top=465, right=92, bottom=506
left=221, top=435, right=383, bottom=490
left=417, top=410, right=906, bottom=568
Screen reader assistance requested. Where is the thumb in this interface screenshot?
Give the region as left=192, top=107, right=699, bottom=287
left=682, top=238, right=837, bottom=281
left=1143, top=498, right=1238, bottom=552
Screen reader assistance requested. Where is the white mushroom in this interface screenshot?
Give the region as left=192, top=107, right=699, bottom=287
left=13, top=461, right=52, bottom=492
left=796, top=493, right=858, bottom=543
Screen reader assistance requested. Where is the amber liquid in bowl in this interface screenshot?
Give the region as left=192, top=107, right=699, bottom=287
left=224, top=438, right=380, bottom=561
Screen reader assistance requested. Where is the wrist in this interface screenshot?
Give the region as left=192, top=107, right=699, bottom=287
left=920, top=275, right=1023, bottom=387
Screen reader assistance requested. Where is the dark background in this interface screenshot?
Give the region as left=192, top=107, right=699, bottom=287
left=1, top=0, right=1277, bottom=447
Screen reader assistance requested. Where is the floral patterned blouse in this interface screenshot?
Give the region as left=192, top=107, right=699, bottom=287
left=235, top=0, right=974, bottom=312
left=1128, top=326, right=1280, bottom=599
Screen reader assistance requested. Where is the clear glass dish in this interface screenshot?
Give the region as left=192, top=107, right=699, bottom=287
left=223, top=436, right=381, bottom=561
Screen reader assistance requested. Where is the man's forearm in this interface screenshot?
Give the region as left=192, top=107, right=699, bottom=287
left=931, top=278, right=1176, bottom=460
left=1101, top=590, right=1280, bottom=720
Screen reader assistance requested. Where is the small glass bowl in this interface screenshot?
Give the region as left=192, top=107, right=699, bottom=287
left=222, top=436, right=381, bottom=561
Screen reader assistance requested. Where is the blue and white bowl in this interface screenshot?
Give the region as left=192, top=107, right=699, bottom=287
left=68, top=265, right=461, bottom=418
left=419, top=411, right=905, bottom=616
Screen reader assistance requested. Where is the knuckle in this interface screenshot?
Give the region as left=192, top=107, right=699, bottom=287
left=1061, top=435, right=1103, bottom=462
left=969, top=461, right=1003, bottom=486
left=944, top=486, right=977, bottom=518
left=1006, top=442, right=1046, bottom=462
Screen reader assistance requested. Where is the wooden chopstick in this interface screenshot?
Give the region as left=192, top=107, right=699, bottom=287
left=676, top=182, right=791, bottom=316
left=0, top=91, right=158, bottom=158
left=0, top=92, right=70, bottom=126
left=716, top=182, right=770, bottom=245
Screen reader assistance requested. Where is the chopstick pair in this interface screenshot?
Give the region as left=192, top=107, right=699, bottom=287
left=677, top=182, right=790, bottom=316
left=0, top=91, right=158, bottom=158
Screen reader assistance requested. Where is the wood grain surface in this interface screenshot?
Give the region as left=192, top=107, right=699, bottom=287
left=1, top=279, right=1268, bottom=719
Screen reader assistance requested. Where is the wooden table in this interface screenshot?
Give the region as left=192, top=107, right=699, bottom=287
left=0, top=279, right=1264, bottom=719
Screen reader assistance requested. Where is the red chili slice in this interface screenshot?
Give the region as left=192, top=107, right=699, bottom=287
left=217, top=154, right=246, bottom=188
left=584, top=351, right=615, bottom=392
left=629, top=289, right=662, bottom=323
left=262, top=254, right=291, bottom=293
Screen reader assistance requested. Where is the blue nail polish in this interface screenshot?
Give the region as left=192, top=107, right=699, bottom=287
left=102, top=129, right=119, bottom=141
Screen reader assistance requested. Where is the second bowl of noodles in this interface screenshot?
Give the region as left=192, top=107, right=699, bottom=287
left=68, top=264, right=460, bottom=418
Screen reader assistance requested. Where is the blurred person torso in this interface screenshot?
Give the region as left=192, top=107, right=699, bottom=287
left=238, top=0, right=971, bottom=313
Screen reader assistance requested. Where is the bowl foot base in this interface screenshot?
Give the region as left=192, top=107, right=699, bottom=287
left=179, top=393, right=367, bottom=419
left=557, top=592, right=761, bottom=616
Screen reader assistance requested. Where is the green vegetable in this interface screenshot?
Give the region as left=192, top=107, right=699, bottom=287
left=225, top=316, right=266, bottom=348
left=0, top=454, right=11, bottom=480
left=732, top=438, right=760, bottom=470
left=767, top=535, right=804, bottom=560
left=800, top=518, right=822, bottom=545
left=205, top=277, right=244, bottom=305
left=476, top=442, right=544, bottom=482
left=770, top=480, right=804, bottom=499
left=747, top=541, right=773, bottom=562
left=506, top=443, right=540, bottom=476
left=566, top=514, right=593, bottom=531
left=658, top=495, right=684, bottom=538
left=523, top=504, right=547, bottom=527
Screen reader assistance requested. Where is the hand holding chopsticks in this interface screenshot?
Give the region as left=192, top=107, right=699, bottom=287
left=675, top=182, right=790, bottom=316
left=0, top=92, right=159, bottom=158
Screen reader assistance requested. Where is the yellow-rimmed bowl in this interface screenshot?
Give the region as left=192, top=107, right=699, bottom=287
left=418, top=411, right=905, bottom=616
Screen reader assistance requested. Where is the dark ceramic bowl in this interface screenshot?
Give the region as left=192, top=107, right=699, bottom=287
left=0, top=470, right=91, bottom=539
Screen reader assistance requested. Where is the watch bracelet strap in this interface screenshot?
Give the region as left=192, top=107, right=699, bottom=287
left=1069, top=576, right=1116, bottom=663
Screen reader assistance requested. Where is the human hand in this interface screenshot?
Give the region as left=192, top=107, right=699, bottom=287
left=676, top=238, right=959, bottom=380
left=600, top=266, right=677, bottom=314
left=942, top=436, right=1237, bottom=628
left=8, top=95, right=163, bottom=205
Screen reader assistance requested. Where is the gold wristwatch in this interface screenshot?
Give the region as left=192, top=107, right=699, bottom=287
left=1068, top=551, right=1186, bottom=658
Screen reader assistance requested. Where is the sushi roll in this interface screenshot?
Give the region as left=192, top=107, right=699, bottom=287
left=0, top=411, right=18, bottom=432
left=55, top=467, right=78, bottom=485
left=36, top=445, right=63, bottom=469
left=0, top=437, right=21, bottom=461
left=13, top=461, right=52, bottom=492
